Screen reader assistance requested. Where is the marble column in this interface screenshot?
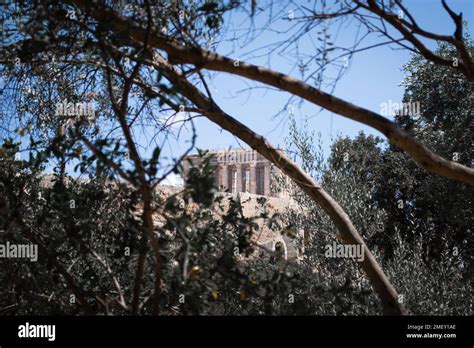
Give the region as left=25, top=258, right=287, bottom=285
left=264, top=164, right=271, bottom=196
left=249, top=163, right=256, bottom=194
left=221, top=165, right=228, bottom=192
left=236, top=164, right=243, bottom=193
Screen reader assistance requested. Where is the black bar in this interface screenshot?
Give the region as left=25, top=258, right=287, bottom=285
left=0, top=316, right=472, bottom=346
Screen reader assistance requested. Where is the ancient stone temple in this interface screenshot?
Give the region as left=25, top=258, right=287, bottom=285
left=183, top=149, right=288, bottom=197
left=181, top=149, right=301, bottom=261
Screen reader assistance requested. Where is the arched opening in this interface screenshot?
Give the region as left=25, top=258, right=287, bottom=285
left=273, top=240, right=288, bottom=260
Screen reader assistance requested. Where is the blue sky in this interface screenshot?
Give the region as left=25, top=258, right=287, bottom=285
left=166, top=0, right=473, bottom=164
left=5, top=0, right=472, bottom=182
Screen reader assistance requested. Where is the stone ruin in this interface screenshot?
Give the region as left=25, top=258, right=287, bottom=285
left=183, top=148, right=290, bottom=198
left=181, top=149, right=303, bottom=261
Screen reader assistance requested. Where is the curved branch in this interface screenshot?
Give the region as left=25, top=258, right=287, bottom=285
left=356, top=0, right=473, bottom=80
left=71, top=2, right=473, bottom=185
left=149, top=52, right=407, bottom=315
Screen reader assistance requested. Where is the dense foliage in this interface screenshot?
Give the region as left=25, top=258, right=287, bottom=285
left=0, top=1, right=471, bottom=316
left=280, top=45, right=473, bottom=315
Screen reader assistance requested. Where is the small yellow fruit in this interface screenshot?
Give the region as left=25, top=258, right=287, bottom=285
left=211, top=288, right=218, bottom=300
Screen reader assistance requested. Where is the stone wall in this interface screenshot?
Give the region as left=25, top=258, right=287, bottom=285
left=156, top=185, right=302, bottom=262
